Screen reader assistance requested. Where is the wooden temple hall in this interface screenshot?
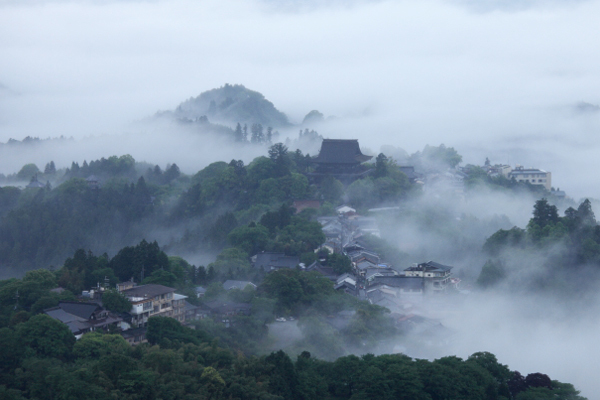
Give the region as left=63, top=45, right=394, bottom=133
left=308, top=139, right=373, bottom=182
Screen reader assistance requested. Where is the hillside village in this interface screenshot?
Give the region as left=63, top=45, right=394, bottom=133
left=36, top=138, right=564, bottom=350
left=1, top=135, right=591, bottom=399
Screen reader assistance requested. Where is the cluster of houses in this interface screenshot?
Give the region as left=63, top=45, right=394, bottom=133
left=41, top=139, right=460, bottom=345
left=43, top=279, right=257, bottom=345
left=311, top=205, right=458, bottom=314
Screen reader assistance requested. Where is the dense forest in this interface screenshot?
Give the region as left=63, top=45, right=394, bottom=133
left=0, top=265, right=585, bottom=400
left=478, top=198, right=600, bottom=293
left=0, top=133, right=590, bottom=398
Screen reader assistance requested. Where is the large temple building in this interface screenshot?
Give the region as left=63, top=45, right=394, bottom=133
left=309, top=139, right=373, bottom=182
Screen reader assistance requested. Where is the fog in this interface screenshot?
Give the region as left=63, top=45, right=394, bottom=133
left=2, top=0, right=600, bottom=195
left=2, top=0, right=600, bottom=397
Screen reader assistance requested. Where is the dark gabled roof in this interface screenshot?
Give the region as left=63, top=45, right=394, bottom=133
left=121, top=284, right=176, bottom=298
left=336, top=273, right=357, bottom=283
left=405, top=261, right=453, bottom=273
left=356, top=260, right=378, bottom=271
left=202, top=301, right=252, bottom=314
left=334, top=281, right=356, bottom=291
left=253, top=252, right=300, bottom=270
left=312, top=139, right=372, bottom=165
left=26, top=178, right=46, bottom=188
left=371, top=276, right=424, bottom=290
left=398, top=166, right=418, bottom=180
left=57, top=301, right=103, bottom=320
left=184, top=300, right=200, bottom=312
left=305, top=261, right=338, bottom=280
left=45, top=307, right=86, bottom=324
left=365, top=268, right=397, bottom=280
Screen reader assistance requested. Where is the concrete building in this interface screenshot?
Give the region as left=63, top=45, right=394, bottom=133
left=508, top=166, right=551, bottom=191
left=404, top=261, right=453, bottom=293
left=119, top=284, right=176, bottom=328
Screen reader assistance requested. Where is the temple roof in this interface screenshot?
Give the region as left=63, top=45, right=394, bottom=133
left=312, top=139, right=372, bottom=164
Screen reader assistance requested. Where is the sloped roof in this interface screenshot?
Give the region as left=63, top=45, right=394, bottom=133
left=371, top=276, right=424, bottom=290
left=58, top=301, right=103, bottom=320
left=405, top=261, right=453, bottom=273
left=184, top=300, right=200, bottom=312
left=121, top=284, right=175, bottom=299
left=195, top=286, right=206, bottom=294
left=398, top=166, right=418, bottom=180
left=365, top=268, right=398, bottom=280
left=45, top=307, right=86, bottom=324
left=312, top=139, right=372, bottom=164
left=26, top=179, right=46, bottom=188
left=253, top=252, right=299, bottom=270
left=305, top=261, right=337, bottom=280
left=202, top=301, right=252, bottom=314
left=120, top=327, right=147, bottom=340
left=336, top=273, right=357, bottom=284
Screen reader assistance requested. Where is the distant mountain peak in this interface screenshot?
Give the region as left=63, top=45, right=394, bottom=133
left=173, top=84, right=290, bottom=128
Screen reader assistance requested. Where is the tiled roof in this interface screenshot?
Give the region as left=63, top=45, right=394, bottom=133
left=312, top=139, right=372, bottom=164
left=253, top=252, right=299, bottom=270
left=121, top=284, right=175, bottom=298
left=371, top=276, right=425, bottom=290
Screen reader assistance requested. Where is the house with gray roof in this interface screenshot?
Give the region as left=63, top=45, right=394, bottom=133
left=44, top=301, right=122, bottom=339
left=194, top=286, right=206, bottom=298
left=365, top=268, right=399, bottom=282
left=251, top=252, right=300, bottom=271
left=305, top=261, right=338, bottom=281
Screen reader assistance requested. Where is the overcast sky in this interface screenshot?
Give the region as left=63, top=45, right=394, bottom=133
left=1, top=0, right=600, bottom=200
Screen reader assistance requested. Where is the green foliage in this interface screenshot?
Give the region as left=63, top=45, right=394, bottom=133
left=326, top=253, right=353, bottom=275
left=0, top=186, right=21, bottom=217
left=0, top=297, right=587, bottom=400
left=318, top=176, right=344, bottom=204
left=482, top=198, right=600, bottom=293
left=228, top=224, right=270, bottom=255
left=346, top=178, right=376, bottom=208
left=17, top=314, right=75, bottom=360
left=269, top=143, right=292, bottom=177
left=146, top=316, right=201, bottom=346
left=109, top=239, right=169, bottom=282
left=73, top=332, right=130, bottom=359
left=17, top=163, right=41, bottom=181
left=476, top=260, right=506, bottom=289
left=260, top=269, right=334, bottom=315
left=483, top=227, right=526, bottom=256
left=102, top=289, right=132, bottom=313
left=411, top=143, right=463, bottom=170
left=0, top=174, right=154, bottom=271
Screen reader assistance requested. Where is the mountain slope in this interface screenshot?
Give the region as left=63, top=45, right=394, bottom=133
left=173, top=84, right=290, bottom=128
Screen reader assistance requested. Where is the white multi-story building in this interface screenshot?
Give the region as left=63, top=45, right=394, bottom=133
left=404, top=261, right=453, bottom=292
left=119, top=284, right=176, bottom=328
left=508, top=166, right=551, bottom=191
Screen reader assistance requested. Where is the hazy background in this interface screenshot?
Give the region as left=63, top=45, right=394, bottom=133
left=2, top=0, right=600, bottom=396
left=2, top=0, right=600, bottom=198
